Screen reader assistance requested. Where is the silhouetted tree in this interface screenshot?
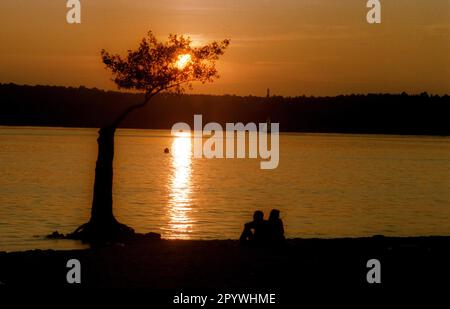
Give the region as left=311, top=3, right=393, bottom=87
left=69, top=31, right=229, bottom=243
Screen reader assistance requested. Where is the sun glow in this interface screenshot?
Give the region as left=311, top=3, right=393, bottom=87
left=175, top=54, right=192, bottom=70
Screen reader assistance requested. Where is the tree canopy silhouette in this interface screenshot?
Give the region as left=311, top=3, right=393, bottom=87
left=68, top=31, right=229, bottom=243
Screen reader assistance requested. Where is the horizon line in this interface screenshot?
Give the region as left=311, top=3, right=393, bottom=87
left=1, top=82, right=448, bottom=99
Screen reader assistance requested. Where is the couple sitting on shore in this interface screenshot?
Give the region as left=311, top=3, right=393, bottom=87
left=239, top=209, right=285, bottom=245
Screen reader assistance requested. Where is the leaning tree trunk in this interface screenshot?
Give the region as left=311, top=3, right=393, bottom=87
left=69, top=98, right=151, bottom=243
left=91, top=125, right=117, bottom=225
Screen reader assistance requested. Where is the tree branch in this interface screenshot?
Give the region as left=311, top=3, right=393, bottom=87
left=108, top=78, right=202, bottom=130
left=110, top=91, right=158, bottom=129
left=160, top=78, right=198, bottom=92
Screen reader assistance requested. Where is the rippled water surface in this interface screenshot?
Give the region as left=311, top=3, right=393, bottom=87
left=1, top=126, right=449, bottom=251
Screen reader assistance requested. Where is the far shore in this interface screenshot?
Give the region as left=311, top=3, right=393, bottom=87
left=1, top=236, right=449, bottom=288
left=2, top=124, right=450, bottom=138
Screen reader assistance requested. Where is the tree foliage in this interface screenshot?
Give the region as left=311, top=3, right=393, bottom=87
left=101, top=32, right=230, bottom=98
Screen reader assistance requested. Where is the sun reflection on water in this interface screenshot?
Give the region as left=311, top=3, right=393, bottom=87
left=167, top=131, right=193, bottom=238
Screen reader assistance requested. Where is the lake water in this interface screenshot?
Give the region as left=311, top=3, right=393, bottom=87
left=0, top=126, right=449, bottom=252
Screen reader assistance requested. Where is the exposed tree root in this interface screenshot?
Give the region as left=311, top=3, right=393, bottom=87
left=47, top=218, right=160, bottom=246
left=67, top=218, right=135, bottom=244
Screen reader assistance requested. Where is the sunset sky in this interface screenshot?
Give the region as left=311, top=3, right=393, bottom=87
left=0, top=0, right=448, bottom=96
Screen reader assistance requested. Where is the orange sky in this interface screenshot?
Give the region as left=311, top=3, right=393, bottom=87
left=0, top=0, right=448, bottom=96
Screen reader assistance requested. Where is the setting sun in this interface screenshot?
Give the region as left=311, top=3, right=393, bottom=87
left=175, top=54, right=192, bottom=70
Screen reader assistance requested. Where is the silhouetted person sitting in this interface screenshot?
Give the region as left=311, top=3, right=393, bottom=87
left=240, top=210, right=270, bottom=244
left=268, top=209, right=285, bottom=243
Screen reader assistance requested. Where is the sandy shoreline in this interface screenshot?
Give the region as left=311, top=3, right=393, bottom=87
left=0, top=236, right=449, bottom=289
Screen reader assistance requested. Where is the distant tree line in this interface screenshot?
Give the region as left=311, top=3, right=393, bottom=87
left=0, top=83, right=449, bottom=135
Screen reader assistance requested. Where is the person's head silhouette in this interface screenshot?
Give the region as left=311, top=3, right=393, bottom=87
left=253, top=210, right=264, bottom=222
left=269, top=209, right=280, bottom=221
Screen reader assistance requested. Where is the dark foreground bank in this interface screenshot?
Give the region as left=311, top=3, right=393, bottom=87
left=1, top=236, right=449, bottom=291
